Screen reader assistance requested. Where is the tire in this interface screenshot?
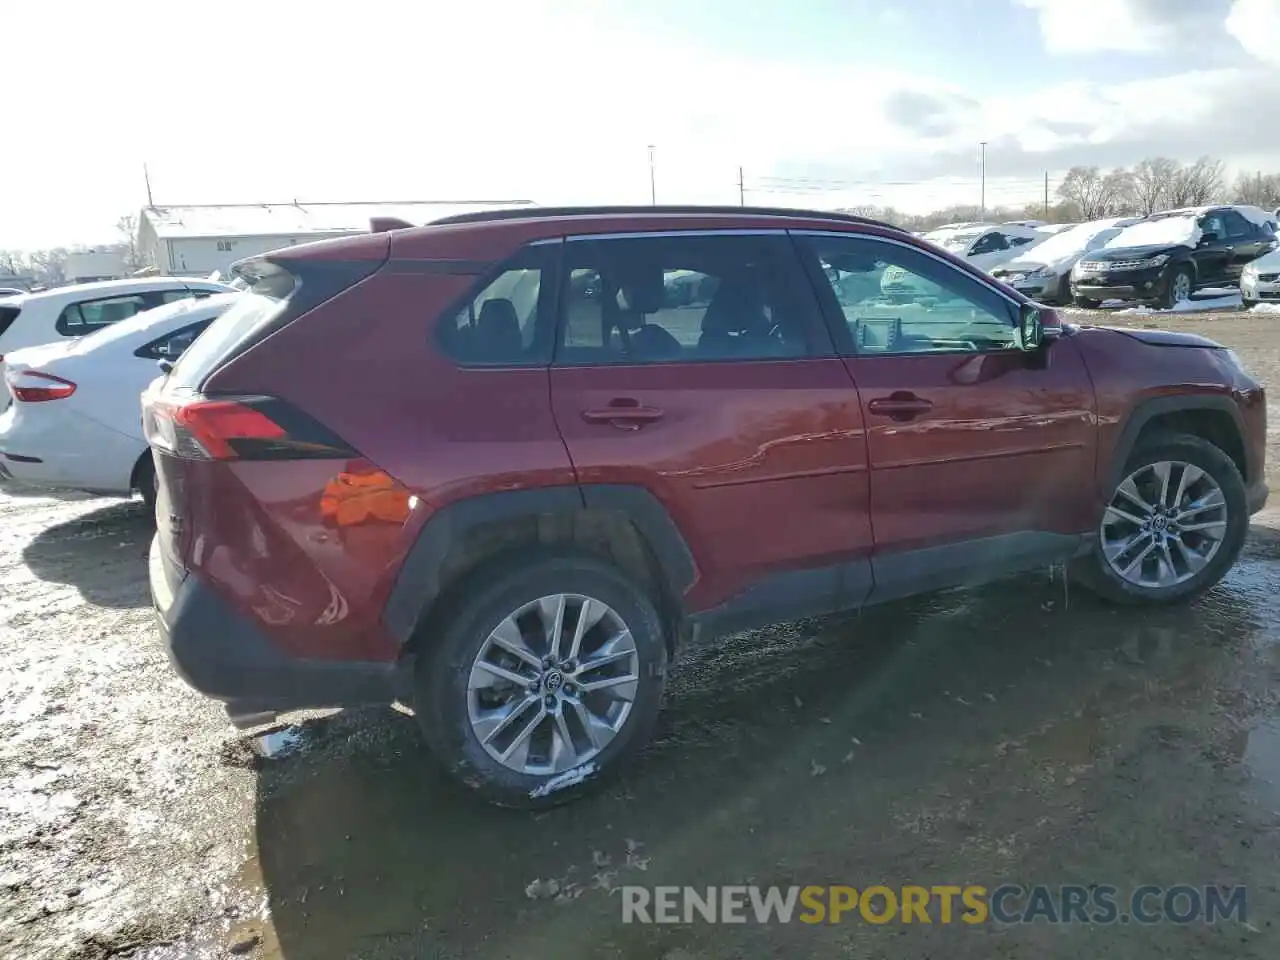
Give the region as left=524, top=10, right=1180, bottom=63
left=414, top=551, right=668, bottom=808
left=1074, top=434, right=1248, bottom=605
left=1160, top=266, right=1193, bottom=309
left=1055, top=274, right=1074, bottom=306
left=1243, top=297, right=1257, bottom=309
left=1074, top=296, right=1102, bottom=309
left=135, top=454, right=158, bottom=518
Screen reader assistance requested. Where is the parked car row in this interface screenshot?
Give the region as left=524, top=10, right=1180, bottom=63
left=1, top=205, right=1270, bottom=809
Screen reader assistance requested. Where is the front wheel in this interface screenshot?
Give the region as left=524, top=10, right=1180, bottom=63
left=1161, top=266, right=1194, bottom=309
left=415, top=553, right=667, bottom=808
left=1075, top=434, right=1248, bottom=604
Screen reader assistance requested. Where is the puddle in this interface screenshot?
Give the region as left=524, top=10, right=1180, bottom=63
left=1244, top=719, right=1280, bottom=798
left=251, top=727, right=305, bottom=760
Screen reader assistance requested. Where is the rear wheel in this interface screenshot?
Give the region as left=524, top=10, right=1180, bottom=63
left=134, top=454, right=157, bottom=517
left=415, top=553, right=667, bottom=808
left=1076, top=435, right=1247, bottom=604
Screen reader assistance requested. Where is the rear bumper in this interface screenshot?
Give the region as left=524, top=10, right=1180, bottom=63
left=149, top=537, right=404, bottom=715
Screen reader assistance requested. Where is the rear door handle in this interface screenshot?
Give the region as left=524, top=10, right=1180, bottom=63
left=582, top=400, right=665, bottom=429
left=867, top=395, right=933, bottom=419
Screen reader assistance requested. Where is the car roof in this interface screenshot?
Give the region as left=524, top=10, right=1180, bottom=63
left=4, top=276, right=231, bottom=306
left=425, top=204, right=899, bottom=231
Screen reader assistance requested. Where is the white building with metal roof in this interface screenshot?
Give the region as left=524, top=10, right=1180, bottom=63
left=137, top=200, right=534, bottom=277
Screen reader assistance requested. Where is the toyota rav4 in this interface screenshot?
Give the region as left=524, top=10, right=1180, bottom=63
left=143, top=205, right=1268, bottom=807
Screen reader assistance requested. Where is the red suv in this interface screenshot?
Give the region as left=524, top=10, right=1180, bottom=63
left=143, top=206, right=1268, bottom=807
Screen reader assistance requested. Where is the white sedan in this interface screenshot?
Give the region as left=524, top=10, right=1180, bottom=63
left=0, top=293, right=239, bottom=505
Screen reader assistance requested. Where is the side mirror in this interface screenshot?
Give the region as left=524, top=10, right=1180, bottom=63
left=1017, top=304, right=1043, bottom=351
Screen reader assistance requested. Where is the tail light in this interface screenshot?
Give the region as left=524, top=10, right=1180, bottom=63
left=6, top=370, right=77, bottom=403
left=144, top=394, right=355, bottom=461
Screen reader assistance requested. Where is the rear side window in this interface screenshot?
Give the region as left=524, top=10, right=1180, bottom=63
left=0, top=305, right=19, bottom=341
left=1223, top=211, right=1252, bottom=240
left=56, top=294, right=149, bottom=335
left=168, top=269, right=295, bottom=389
left=438, top=245, right=559, bottom=367
left=555, top=233, right=821, bottom=365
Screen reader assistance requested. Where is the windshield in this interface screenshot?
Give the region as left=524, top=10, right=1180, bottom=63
left=1013, top=220, right=1129, bottom=265
left=928, top=231, right=982, bottom=253
left=1106, top=215, right=1201, bottom=249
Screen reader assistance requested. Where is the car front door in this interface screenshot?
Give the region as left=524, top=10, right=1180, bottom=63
left=548, top=231, right=874, bottom=624
left=795, top=231, right=1097, bottom=601
left=1192, top=213, right=1233, bottom=285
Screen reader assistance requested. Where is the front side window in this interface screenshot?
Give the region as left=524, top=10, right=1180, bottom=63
left=56, top=294, right=149, bottom=335
left=438, top=246, right=556, bottom=367
left=555, top=234, right=819, bottom=365
left=1201, top=214, right=1226, bottom=240
left=801, top=235, right=1018, bottom=356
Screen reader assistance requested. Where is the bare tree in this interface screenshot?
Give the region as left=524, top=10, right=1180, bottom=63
left=1167, top=156, right=1225, bottom=207
left=1129, top=158, right=1179, bottom=216
left=1232, top=171, right=1280, bottom=210
left=1057, top=166, right=1132, bottom=220
left=116, top=213, right=145, bottom=272
left=1103, top=168, right=1138, bottom=215
left=27, top=248, right=69, bottom=287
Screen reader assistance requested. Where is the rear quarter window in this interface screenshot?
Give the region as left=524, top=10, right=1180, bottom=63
left=0, top=305, right=19, bottom=340
left=168, top=273, right=294, bottom=389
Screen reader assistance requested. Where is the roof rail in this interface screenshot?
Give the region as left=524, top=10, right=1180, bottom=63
left=427, top=204, right=901, bottom=231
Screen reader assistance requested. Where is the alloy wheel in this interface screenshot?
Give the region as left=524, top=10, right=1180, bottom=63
left=1100, top=460, right=1228, bottom=589
left=1171, top=271, right=1192, bottom=303
left=466, top=594, right=640, bottom=775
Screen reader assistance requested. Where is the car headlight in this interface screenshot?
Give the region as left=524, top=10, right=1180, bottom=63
left=1242, top=265, right=1258, bottom=278
left=1141, top=254, right=1169, bottom=269
left=1028, top=266, right=1057, bottom=279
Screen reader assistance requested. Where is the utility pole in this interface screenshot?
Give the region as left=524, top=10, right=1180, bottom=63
left=143, top=163, right=155, bottom=207
left=1044, top=171, right=1050, bottom=218
left=738, top=166, right=745, bottom=206
left=978, top=141, right=987, bottom=219
left=648, top=145, right=656, bottom=205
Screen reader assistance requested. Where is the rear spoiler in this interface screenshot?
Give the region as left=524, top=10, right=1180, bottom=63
left=370, top=217, right=415, bottom=233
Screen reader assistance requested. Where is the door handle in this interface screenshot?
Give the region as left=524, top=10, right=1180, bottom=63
left=867, top=395, right=933, bottom=419
left=581, top=399, right=665, bottom=429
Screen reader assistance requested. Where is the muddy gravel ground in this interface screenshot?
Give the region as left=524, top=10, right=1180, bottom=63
left=5, top=308, right=1280, bottom=960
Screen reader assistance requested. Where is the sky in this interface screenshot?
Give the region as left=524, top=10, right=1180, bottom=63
left=2, top=0, right=1278, bottom=249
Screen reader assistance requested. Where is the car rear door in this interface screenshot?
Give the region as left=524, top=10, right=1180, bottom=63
left=794, top=231, right=1096, bottom=602
left=548, top=230, right=874, bottom=622
left=1222, top=210, right=1270, bottom=278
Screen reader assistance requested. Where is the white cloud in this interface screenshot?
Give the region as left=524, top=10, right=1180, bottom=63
left=1019, top=0, right=1234, bottom=53
left=1226, top=0, right=1280, bottom=64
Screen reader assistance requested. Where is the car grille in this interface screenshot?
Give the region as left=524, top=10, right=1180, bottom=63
left=1259, top=272, right=1280, bottom=282
left=1082, top=258, right=1149, bottom=271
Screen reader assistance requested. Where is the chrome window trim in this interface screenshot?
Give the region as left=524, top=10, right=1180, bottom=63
left=561, top=228, right=790, bottom=242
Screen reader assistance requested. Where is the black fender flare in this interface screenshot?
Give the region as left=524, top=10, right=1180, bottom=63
left=382, top=484, right=697, bottom=648
left=1105, top=394, right=1247, bottom=492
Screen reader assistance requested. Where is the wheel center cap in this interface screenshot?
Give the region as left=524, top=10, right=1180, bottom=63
left=1153, top=515, right=1168, bottom=532
left=543, top=670, right=565, bottom=693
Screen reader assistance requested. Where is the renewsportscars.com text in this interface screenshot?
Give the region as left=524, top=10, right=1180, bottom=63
left=620, top=884, right=1247, bottom=925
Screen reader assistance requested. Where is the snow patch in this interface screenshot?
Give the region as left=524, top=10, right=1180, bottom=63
left=1249, top=303, right=1280, bottom=314
left=529, top=761, right=597, bottom=799
left=1105, top=216, right=1201, bottom=250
